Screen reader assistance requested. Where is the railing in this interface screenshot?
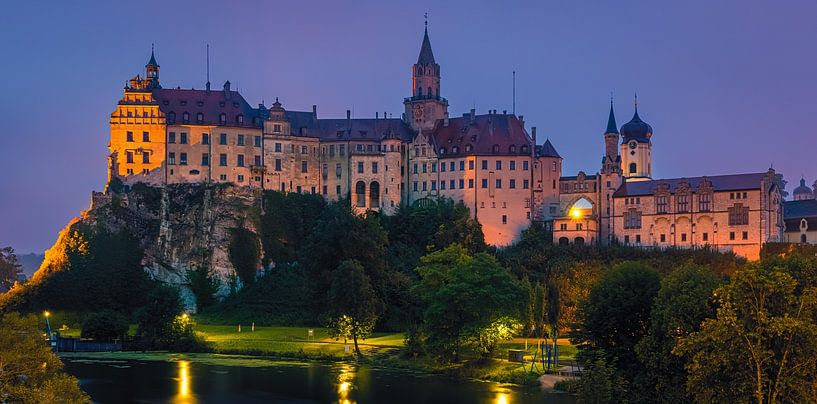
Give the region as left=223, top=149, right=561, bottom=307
left=403, top=95, right=449, bottom=103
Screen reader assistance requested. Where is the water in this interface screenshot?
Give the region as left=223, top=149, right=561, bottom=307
left=63, top=355, right=575, bottom=403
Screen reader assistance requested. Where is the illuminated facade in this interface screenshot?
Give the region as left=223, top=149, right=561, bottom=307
left=108, top=29, right=784, bottom=255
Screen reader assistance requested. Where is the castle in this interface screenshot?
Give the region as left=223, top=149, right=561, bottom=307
left=108, top=27, right=784, bottom=258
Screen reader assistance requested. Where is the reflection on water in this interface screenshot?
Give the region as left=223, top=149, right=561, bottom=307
left=63, top=356, right=575, bottom=404
left=175, top=360, right=194, bottom=404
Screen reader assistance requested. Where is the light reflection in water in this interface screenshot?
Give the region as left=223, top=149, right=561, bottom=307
left=336, top=363, right=357, bottom=404
left=493, top=385, right=512, bottom=404
left=174, top=360, right=196, bottom=404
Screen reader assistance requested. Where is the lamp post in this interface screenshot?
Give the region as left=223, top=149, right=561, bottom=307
left=44, top=311, right=54, bottom=346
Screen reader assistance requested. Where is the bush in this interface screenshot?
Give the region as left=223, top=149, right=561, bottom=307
left=135, top=285, right=211, bottom=352
left=81, top=310, right=128, bottom=341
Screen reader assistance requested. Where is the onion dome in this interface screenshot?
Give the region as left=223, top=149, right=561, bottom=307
left=793, top=178, right=813, bottom=199
left=620, top=108, right=652, bottom=143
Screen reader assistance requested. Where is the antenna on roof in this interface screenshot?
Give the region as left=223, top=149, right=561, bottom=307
left=206, top=44, right=211, bottom=91
left=512, top=71, right=516, bottom=116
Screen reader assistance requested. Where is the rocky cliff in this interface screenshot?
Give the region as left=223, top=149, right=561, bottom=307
left=36, top=183, right=263, bottom=310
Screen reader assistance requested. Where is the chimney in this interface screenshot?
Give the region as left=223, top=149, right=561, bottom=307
left=206, top=81, right=211, bottom=92
left=346, top=109, right=351, bottom=130
left=376, top=112, right=379, bottom=119
left=519, top=115, right=525, bottom=127
left=384, top=111, right=387, bottom=120
left=532, top=127, right=537, bottom=146
left=443, top=111, right=449, bottom=127
left=503, top=110, right=507, bottom=114
left=470, top=108, right=476, bottom=122
left=223, top=81, right=231, bottom=99
left=312, top=104, right=317, bottom=118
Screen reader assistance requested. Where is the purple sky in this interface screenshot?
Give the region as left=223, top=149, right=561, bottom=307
left=1, top=1, right=816, bottom=253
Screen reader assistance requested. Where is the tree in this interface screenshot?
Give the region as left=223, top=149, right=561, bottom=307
left=573, top=261, right=661, bottom=380
left=228, top=227, right=260, bottom=286
left=674, top=263, right=817, bottom=403
left=134, top=285, right=209, bottom=352
left=0, top=312, right=89, bottom=403
left=413, top=244, right=523, bottom=361
left=186, top=265, right=219, bottom=312
left=327, top=260, right=382, bottom=356
left=0, top=246, right=23, bottom=292
left=634, top=263, right=720, bottom=403
left=576, top=352, right=629, bottom=404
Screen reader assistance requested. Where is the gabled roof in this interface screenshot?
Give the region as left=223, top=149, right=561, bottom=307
left=614, top=172, right=768, bottom=197
left=417, top=29, right=436, bottom=65
left=784, top=199, right=817, bottom=219
left=152, top=88, right=261, bottom=128
left=430, top=113, right=533, bottom=157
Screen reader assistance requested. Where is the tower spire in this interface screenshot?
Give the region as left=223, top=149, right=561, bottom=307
left=606, top=95, right=618, bottom=134
left=417, top=16, right=435, bottom=65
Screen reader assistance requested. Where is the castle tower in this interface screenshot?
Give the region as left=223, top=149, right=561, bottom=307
left=404, top=21, right=448, bottom=132
left=144, top=45, right=160, bottom=89
left=620, top=96, right=652, bottom=181
left=793, top=178, right=815, bottom=201
left=601, top=99, right=622, bottom=175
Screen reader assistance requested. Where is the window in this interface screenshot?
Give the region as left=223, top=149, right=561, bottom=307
left=431, top=181, right=437, bottom=190
left=576, top=223, right=583, bottom=230
left=142, top=153, right=150, bottom=164
left=126, top=131, right=134, bottom=142
left=510, top=161, right=516, bottom=171
left=339, top=144, right=345, bottom=156
left=422, top=182, right=427, bottom=191
left=681, top=233, right=687, bottom=242
left=502, top=215, right=507, bottom=224
left=523, top=179, right=530, bottom=189
left=177, top=152, right=186, bottom=165
left=337, top=185, right=342, bottom=195
left=496, top=161, right=502, bottom=170
left=180, top=132, right=188, bottom=144
left=219, top=133, right=227, bottom=145
left=469, top=160, right=474, bottom=170
left=168, top=132, right=176, bottom=143
left=629, top=163, right=637, bottom=174
left=141, top=131, right=149, bottom=142
left=729, top=232, right=736, bottom=241
left=450, top=180, right=455, bottom=189
left=481, top=179, right=488, bottom=188
left=422, top=163, right=427, bottom=173
left=219, top=113, right=226, bottom=125
left=450, top=161, right=455, bottom=171
left=523, top=160, right=529, bottom=171
left=301, top=161, right=308, bottom=173
left=219, top=154, right=227, bottom=166
left=458, top=161, right=464, bottom=171
left=167, top=111, right=176, bottom=123
left=699, top=193, right=711, bottom=212
left=237, top=155, right=244, bottom=167
left=677, top=194, right=689, bottom=212
left=482, top=160, right=488, bottom=170
left=624, top=235, right=630, bottom=244
left=636, top=234, right=641, bottom=244
left=182, top=112, right=190, bottom=123
left=372, top=162, right=378, bottom=174
left=301, top=145, right=308, bottom=154
left=275, top=159, right=282, bottom=171
left=336, top=163, right=342, bottom=178
left=440, top=181, right=446, bottom=190
left=496, top=179, right=502, bottom=189
left=237, top=115, right=244, bottom=125
left=560, top=223, right=568, bottom=231
left=656, top=196, right=668, bottom=214
left=459, top=179, right=464, bottom=189
left=742, top=231, right=749, bottom=240
left=202, top=153, right=209, bottom=166
left=702, top=232, right=709, bottom=242
left=358, top=162, right=364, bottom=174
left=469, top=179, right=474, bottom=188
left=509, top=179, right=516, bottom=189
left=624, top=209, right=642, bottom=229
left=168, top=152, right=176, bottom=165
left=728, top=204, right=749, bottom=226
left=126, top=151, right=134, bottom=163
left=659, top=234, right=666, bottom=242
left=196, top=113, right=203, bottom=123
left=413, top=182, right=418, bottom=192
left=237, top=134, right=245, bottom=146
left=238, top=175, right=244, bottom=182
left=440, top=163, right=446, bottom=172
left=202, top=133, right=209, bottom=145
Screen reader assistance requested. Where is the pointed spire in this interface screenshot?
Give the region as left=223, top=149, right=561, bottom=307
left=147, top=43, right=158, bottom=66
left=417, top=16, right=435, bottom=65
left=632, top=92, right=640, bottom=120
left=606, top=96, right=618, bottom=134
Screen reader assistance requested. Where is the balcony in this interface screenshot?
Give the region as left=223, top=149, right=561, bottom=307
left=403, top=95, right=449, bottom=104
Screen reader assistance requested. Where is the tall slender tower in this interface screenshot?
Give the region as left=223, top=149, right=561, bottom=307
left=620, top=96, right=652, bottom=181
left=144, top=45, right=161, bottom=89
left=600, top=99, right=623, bottom=244
left=601, top=99, right=622, bottom=175
left=404, top=20, right=448, bottom=132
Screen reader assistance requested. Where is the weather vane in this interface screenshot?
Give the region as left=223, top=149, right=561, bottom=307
left=424, top=12, right=428, bottom=29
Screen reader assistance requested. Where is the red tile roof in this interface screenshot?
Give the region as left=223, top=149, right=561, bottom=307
left=151, top=87, right=262, bottom=128
left=430, top=113, right=535, bottom=157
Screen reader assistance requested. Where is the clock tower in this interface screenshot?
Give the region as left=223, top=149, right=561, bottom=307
left=620, top=97, right=653, bottom=181
left=404, top=22, right=448, bottom=132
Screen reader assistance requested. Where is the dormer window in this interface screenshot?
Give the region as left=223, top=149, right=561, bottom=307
left=521, top=145, right=528, bottom=153
left=219, top=101, right=226, bottom=107
left=466, top=144, right=473, bottom=152
left=182, top=112, right=190, bottom=123
left=253, top=117, right=260, bottom=126
left=236, top=114, right=244, bottom=124
left=336, top=130, right=344, bottom=137
left=162, top=100, right=170, bottom=106
left=233, top=102, right=240, bottom=108
left=452, top=146, right=459, bottom=153
left=180, top=100, right=187, bottom=106
left=219, top=113, right=227, bottom=125
left=196, top=113, right=204, bottom=123
left=274, top=124, right=282, bottom=133
left=167, top=112, right=176, bottom=123
left=492, top=144, right=500, bottom=153
left=197, top=101, right=204, bottom=107
left=440, top=147, right=446, bottom=155
left=509, top=145, right=516, bottom=153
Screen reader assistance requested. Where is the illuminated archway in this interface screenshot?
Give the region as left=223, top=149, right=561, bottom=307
left=568, top=197, right=594, bottom=219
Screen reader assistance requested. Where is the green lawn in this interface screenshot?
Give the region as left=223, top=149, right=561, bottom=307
left=197, top=324, right=404, bottom=357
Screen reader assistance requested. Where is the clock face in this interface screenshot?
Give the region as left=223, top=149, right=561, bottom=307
left=629, top=141, right=637, bottom=150
left=414, top=104, right=424, bottom=118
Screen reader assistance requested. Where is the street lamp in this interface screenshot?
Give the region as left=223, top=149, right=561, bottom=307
left=43, top=311, right=53, bottom=344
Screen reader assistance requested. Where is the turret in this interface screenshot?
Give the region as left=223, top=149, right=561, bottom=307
left=144, top=45, right=160, bottom=89
left=620, top=95, right=652, bottom=181
left=404, top=19, right=448, bottom=132
left=601, top=99, right=621, bottom=175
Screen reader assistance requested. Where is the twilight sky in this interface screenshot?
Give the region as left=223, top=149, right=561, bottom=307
left=1, top=0, right=816, bottom=253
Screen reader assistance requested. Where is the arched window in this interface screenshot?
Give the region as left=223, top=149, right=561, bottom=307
left=355, top=181, right=366, bottom=208
left=427, top=87, right=433, bottom=97
left=629, top=163, right=637, bottom=174
left=558, top=237, right=569, bottom=246
left=574, top=237, right=585, bottom=245
left=417, top=87, right=423, bottom=97
left=369, top=181, right=380, bottom=208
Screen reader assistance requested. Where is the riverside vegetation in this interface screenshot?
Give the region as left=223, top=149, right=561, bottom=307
left=3, top=185, right=817, bottom=402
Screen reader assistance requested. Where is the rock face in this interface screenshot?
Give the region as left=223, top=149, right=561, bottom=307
left=38, top=183, right=263, bottom=311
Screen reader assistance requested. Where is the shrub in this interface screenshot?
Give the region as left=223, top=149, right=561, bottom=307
left=81, top=310, right=129, bottom=341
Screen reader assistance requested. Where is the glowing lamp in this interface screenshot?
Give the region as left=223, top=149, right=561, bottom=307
left=570, top=208, right=583, bottom=219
